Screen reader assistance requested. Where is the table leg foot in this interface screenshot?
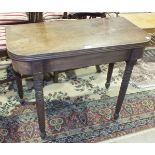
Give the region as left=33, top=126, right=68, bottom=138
left=40, top=131, right=46, bottom=139
left=105, top=82, right=110, bottom=89
left=113, top=113, right=119, bottom=120
left=20, top=99, right=26, bottom=105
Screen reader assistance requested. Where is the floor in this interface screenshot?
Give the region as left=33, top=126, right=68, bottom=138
left=104, top=127, right=155, bottom=143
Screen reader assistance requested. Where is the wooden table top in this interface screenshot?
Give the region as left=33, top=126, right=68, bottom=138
left=119, top=13, right=155, bottom=29
left=6, top=17, right=150, bottom=59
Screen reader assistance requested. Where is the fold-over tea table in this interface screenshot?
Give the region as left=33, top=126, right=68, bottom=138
left=6, top=17, right=150, bottom=138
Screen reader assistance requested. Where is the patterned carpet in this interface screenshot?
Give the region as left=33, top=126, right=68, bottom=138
left=0, top=49, right=155, bottom=143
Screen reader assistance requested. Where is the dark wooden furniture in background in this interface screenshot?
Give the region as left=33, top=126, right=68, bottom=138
left=28, top=12, right=68, bottom=23
left=28, top=12, right=43, bottom=23
left=68, top=12, right=106, bottom=19
left=6, top=17, right=150, bottom=139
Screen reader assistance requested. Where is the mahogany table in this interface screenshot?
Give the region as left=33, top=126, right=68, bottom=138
left=6, top=17, right=150, bottom=139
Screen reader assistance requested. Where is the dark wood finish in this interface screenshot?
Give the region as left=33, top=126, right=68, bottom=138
left=32, top=61, right=46, bottom=139
left=105, top=63, right=114, bottom=89
left=114, top=49, right=138, bottom=120
left=6, top=17, right=150, bottom=138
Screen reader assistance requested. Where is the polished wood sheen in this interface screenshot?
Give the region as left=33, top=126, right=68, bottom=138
left=6, top=17, right=150, bottom=139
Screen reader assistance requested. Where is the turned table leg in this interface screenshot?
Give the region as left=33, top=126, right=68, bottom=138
left=114, top=51, right=137, bottom=120
left=32, top=62, right=46, bottom=139
left=105, top=63, right=114, bottom=89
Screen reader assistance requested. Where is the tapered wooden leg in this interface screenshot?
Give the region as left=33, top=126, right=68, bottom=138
left=96, top=65, right=102, bottom=73
left=105, top=63, right=114, bottom=89
left=13, top=70, right=24, bottom=103
left=114, top=59, right=137, bottom=120
left=32, top=62, right=46, bottom=139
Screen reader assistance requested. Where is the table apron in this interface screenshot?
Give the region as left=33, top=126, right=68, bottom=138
left=46, top=50, right=130, bottom=72
left=12, top=48, right=144, bottom=75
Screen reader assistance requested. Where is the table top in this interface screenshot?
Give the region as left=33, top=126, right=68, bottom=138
left=6, top=17, right=150, bottom=60
left=119, top=13, right=155, bottom=29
